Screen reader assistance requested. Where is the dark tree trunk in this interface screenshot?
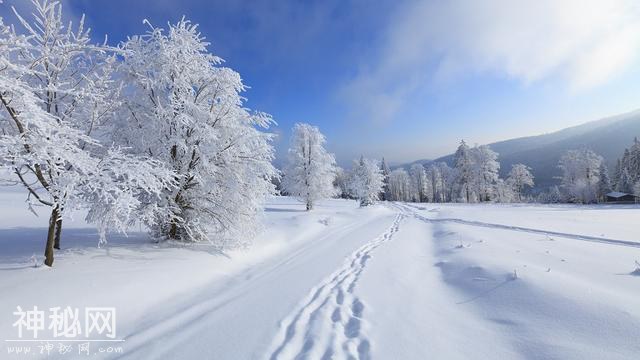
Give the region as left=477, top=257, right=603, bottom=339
left=44, top=207, right=59, bottom=267
left=53, top=217, right=62, bottom=250
left=169, top=221, right=178, bottom=239
left=306, top=201, right=312, bottom=211
left=168, top=190, right=184, bottom=240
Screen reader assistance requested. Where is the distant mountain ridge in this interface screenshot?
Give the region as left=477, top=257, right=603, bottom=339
left=399, top=109, right=640, bottom=190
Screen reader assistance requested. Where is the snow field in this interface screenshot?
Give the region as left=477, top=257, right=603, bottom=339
left=1, top=196, right=639, bottom=359
left=390, top=203, right=640, bottom=359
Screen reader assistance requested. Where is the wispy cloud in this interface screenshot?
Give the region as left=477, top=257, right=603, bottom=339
left=342, top=0, right=640, bottom=123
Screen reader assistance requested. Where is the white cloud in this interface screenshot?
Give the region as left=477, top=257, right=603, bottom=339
left=343, top=0, right=640, bottom=122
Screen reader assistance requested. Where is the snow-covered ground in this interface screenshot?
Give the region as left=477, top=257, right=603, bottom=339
left=1, top=194, right=639, bottom=359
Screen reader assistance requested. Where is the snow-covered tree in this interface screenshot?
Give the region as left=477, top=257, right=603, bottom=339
left=409, top=164, right=428, bottom=202
left=494, top=179, right=516, bottom=203
left=282, top=123, right=337, bottom=210
left=617, top=168, right=634, bottom=193
left=334, top=167, right=351, bottom=199
left=450, top=144, right=501, bottom=203
left=427, top=162, right=454, bottom=202
left=629, top=138, right=640, bottom=183
left=387, top=168, right=412, bottom=201
left=453, top=140, right=474, bottom=202
left=349, top=157, right=384, bottom=206
left=619, top=138, right=640, bottom=184
left=380, top=157, right=391, bottom=201
left=614, top=138, right=640, bottom=191
left=471, top=145, right=500, bottom=202
left=115, top=18, right=277, bottom=245
left=597, top=163, right=612, bottom=202
left=0, top=1, right=172, bottom=266
left=613, top=158, right=622, bottom=191
left=537, top=186, right=563, bottom=204
left=558, top=148, right=603, bottom=203
left=507, top=164, right=534, bottom=202
left=426, top=164, right=441, bottom=202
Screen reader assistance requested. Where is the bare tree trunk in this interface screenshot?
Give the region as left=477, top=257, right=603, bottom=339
left=518, top=185, right=522, bottom=202
left=54, top=217, right=62, bottom=249
left=44, top=207, right=59, bottom=267
left=169, top=221, right=178, bottom=239
left=306, top=200, right=312, bottom=211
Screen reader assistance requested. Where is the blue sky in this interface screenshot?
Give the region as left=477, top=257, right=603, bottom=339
left=3, top=0, right=640, bottom=166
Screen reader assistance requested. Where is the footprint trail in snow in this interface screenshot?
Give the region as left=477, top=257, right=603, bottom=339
left=268, top=213, right=405, bottom=360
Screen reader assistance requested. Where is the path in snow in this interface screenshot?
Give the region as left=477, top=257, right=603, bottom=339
left=267, top=213, right=405, bottom=360
left=109, top=201, right=399, bottom=360
left=116, top=212, right=380, bottom=359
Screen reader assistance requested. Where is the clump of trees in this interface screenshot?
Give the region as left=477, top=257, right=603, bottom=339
left=0, top=1, right=277, bottom=265
left=280, top=126, right=385, bottom=208
left=387, top=168, right=412, bottom=202
left=383, top=140, right=534, bottom=204
left=557, top=148, right=604, bottom=203
left=524, top=139, right=640, bottom=204
left=539, top=139, right=640, bottom=204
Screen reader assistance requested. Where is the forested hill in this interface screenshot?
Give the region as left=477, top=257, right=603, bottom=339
left=401, top=110, right=640, bottom=190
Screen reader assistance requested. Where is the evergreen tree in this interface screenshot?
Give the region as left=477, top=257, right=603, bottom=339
left=628, top=137, right=640, bottom=183
left=618, top=168, right=633, bottom=193
left=597, top=162, right=612, bottom=202
left=380, top=157, right=391, bottom=201
left=613, top=159, right=622, bottom=191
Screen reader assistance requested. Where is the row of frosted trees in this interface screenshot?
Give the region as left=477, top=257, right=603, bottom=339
left=280, top=129, right=638, bottom=209
left=381, top=140, right=634, bottom=205
left=543, top=137, right=640, bottom=204
left=279, top=134, right=534, bottom=208
left=382, top=139, right=640, bottom=205
left=383, top=141, right=535, bottom=204
left=0, top=1, right=277, bottom=265
left=279, top=131, right=535, bottom=208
